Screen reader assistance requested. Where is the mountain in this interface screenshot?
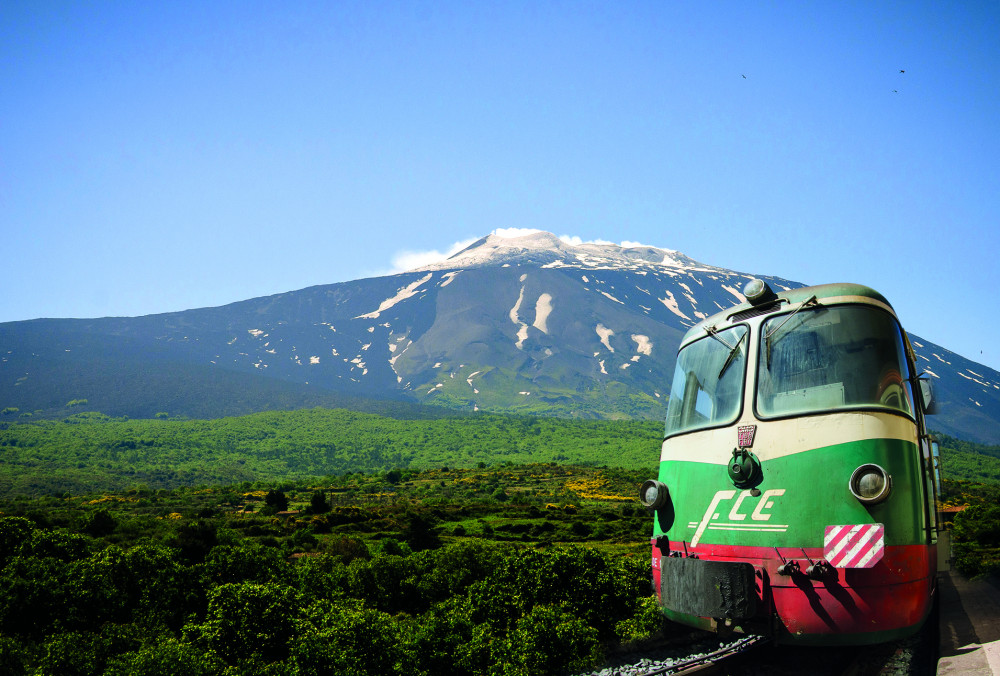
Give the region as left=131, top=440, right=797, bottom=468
left=2, top=230, right=999, bottom=444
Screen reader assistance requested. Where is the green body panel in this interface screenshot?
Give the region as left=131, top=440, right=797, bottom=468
left=655, top=438, right=926, bottom=548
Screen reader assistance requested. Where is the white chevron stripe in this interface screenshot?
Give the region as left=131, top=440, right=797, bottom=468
left=838, top=526, right=878, bottom=566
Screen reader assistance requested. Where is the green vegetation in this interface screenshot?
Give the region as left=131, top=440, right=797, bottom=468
left=0, top=409, right=662, bottom=497
left=933, top=433, right=1000, bottom=486
left=1, top=407, right=997, bottom=500
left=0, top=465, right=664, bottom=675
left=940, top=479, right=1000, bottom=578
left=413, top=365, right=666, bottom=420
left=0, top=404, right=997, bottom=674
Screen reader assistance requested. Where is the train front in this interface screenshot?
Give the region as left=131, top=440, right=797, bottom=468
left=641, top=280, right=940, bottom=645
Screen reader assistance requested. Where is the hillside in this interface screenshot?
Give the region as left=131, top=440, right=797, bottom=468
left=1, top=408, right=996, bottom=498
left=2, top=230, right=999, bottom=443
left=0, top=409, right=662, bottom=496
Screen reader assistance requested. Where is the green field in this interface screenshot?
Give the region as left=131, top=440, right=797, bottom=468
left=1, top=408, right=997, bottom=499
left=0, top=409, right=662, bottom=497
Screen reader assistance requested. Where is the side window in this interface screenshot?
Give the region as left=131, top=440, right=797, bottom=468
left=665, top=325, right=748, bottom=437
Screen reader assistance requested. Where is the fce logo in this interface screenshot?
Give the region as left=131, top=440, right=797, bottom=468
left=689, top=489, right=788, bottom=546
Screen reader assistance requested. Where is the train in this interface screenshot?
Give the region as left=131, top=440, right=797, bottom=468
left=640, top=280, right=946, bottom=645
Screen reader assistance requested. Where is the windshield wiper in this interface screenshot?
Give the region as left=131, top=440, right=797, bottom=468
left=765, top=295, right=819, bottom=367
left=704, top=326, right=746, bottom=379
left=718, top=331, right=747, bottom=379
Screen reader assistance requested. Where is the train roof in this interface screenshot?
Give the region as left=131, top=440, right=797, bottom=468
left=682, top=282, right=896, bottom=344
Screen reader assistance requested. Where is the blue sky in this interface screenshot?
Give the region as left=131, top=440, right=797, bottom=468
left=2, top=1, right=999, bottom=372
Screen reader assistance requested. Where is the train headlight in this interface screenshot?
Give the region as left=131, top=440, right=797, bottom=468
left=639, top=480, right=670, bottom=509
left=743, top=278, right=777, bottom=305
left=849, top=464, right=892, bottom=505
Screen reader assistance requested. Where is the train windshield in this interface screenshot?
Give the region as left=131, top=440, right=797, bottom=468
left=665, top=325, right=748, bottom=436
left=756, top=305, right=914, bottom=418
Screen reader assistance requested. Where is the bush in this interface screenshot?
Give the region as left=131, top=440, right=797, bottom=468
left=191, top=582, right=300, bottom=665
left=104, top=639, right=225, bottom=676
left=495, top=603, right=603, bottom=675
left=951, top=502, right=1000, bottom=577
left=291, top=599, right=405, bottom=676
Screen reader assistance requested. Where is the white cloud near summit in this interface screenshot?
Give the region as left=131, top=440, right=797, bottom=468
left=389, top=238, right=479, bottom=273
left=388, top=229, right=668, bottom=273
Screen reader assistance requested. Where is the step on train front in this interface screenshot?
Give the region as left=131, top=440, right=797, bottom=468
left=640, top=280, right=945, bottom=646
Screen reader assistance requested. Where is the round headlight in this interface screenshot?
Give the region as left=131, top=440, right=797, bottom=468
left=639, top=480, right=670, bottom=509
left=743, top=278, right=776, bottom=305
left=849, top=464, right=892, bottom=504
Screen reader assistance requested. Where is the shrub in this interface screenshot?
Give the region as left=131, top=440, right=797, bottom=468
left=951, top=502, right=1000, bottom=577
left=191, top=582, right=300, bottom=665
left=493, top=603, right=603, bottom=675
left=104, top=639, right=224, bottom=676
left=291, top=599, right=404, bottom=676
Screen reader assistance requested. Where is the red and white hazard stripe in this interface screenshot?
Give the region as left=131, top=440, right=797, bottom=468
left=824, top=524, right=885, bottom=568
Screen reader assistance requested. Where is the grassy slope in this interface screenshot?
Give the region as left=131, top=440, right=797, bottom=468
left=0, top=408, right=663, bottom=497
left=0, top=407, right=996, bottom=498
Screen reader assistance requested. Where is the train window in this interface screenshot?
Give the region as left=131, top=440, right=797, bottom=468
left=756, top=305, right=914, bottom=418
left=665, top=325, right=748, bottom=437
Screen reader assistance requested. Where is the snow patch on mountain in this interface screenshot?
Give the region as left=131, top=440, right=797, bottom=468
left=509, top=287, right=525, bottom=324
left=721, top=285, right=745, bottom=303
left=510, top=286, right=529, bottom=349
left=632, top=334, right=652, bottom=356
left=596, top=324, right=614, bottom=352
left=357, top=273, right=433, bottom=319
left=533, top=293, right=553, bottom=333
left=388, top=338, right=412, bottom=382
left=467, top=370, right=482, bottom=394
left=439, top=271, right=461, bottom=287
left=658, top=291, right=691, bottom=321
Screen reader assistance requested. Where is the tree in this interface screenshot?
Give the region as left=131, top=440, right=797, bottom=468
left=192, top=581, right=300, bottom=665
left=35, top=630, right=116, bottom=676
left=291, top=599, right=404, bottom=676
left=0, top=556, right=68, bottom=638
left=83, top=508, right=117, bottom=536
left=496, top=604, right=603, bottom=675
left=174, top=520, right=218, bottom=564
left=0, top=517, right=36, bottom=567
left=263, top=490, right=289, bottom=514
left=104, top=639, right=224, bottom=676
left=400, top=510, right=441, bottom=552
left=203, top=541, right=291, bottom=587
left=308, top=491, right=329, bottom=515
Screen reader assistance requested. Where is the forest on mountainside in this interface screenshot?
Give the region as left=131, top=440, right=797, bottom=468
left=0, top=409, right=662, bottom=497
left=1, top=408, right=998, bottom=499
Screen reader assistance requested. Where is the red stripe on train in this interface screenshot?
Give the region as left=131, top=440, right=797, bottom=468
left=652, top=540, right=936, bottom=640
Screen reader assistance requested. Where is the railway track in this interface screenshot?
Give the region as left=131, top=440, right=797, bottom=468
left=635, top=634, right=768, bottom=675
left=585, top=610, right=938, bottom=676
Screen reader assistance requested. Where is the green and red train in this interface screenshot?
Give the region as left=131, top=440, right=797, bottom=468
left=641, top=280, right=945, bottom=645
